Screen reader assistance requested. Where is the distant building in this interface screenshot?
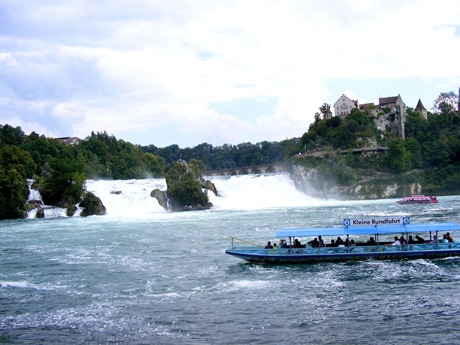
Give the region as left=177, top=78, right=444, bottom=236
left=358, top=102, right=379, bottom=115
left=378, top=95, right=406, bottom=140
left=333, top=94, right=358, bottom=118
left=57, top=137, right=81, bottom=145
left=414, top=99, right=428, bottom=120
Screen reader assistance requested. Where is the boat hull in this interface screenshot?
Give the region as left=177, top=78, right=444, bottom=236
left=396, top=195, right=438, bottom=204
left=225, top=246, right=460, bottom=264
left=396, top=201, right=436, bottom=204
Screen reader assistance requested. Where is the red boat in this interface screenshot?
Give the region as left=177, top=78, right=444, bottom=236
left=396, top=195, right=438, bottom=204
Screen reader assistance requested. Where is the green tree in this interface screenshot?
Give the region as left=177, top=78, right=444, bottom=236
left=433, top=91, right=458, bottom=116
left=319, top=103, right=332, bottom=119
left=404, top=137, right=423, bottom=169
left=0, top=124, right=25, bottom=147
left=385, top=138, right=410, bottom=173
left=40, top=157, right=86, bottom=207
left=0, top=146, right=33, bottom=219
left=188, top=158, right=206, bottom=177
left=143, top=153, right=165, bottom=177
left=165, top=160, right=209, bottom=210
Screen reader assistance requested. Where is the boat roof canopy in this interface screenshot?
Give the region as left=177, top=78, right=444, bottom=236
left=275, top=222, right=460, bottom=238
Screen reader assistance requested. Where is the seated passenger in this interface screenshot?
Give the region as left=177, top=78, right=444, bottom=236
left=399, top=236, right=407, bottom=245
left=446, top=232, right=454, bottom=243
left=308, top=238, right=319, bottom=248
left=329, top=239, right=336, bottom=247
left=415, top=235, right=425, bottom=244
left=408, top=235, right=416, bottom=244
left=349, top=239, right=356, bottom=247
left=293, top=239, right=302, bottom=248
left=318, top=236, right=325, bottom=247
left=391, top=236, right=401, bottom=246
left=367, top=237, right=376, bottom=245
left=273, top=242, right=278, bottom=249
left=265, top=241, right=273, bottom=249
left=335, top=237, right=344, bottom=246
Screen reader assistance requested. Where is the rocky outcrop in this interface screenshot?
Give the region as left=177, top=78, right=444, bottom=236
left=290, top=163, right=425, bottom=200
left=152, top=160, right=217, bottom=211
left=79, top=192, right=106, bottom=216
left=290, top=164, right=339, bottom=198
left=150, top=189, right=169, bottom=210
left=201, top=179, right=218, bottom=196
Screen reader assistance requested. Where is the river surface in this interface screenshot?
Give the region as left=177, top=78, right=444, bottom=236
left=2, top=175, right=460, bottom=344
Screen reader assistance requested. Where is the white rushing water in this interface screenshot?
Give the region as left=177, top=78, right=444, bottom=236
left=29, top=173, right=357, bottom=219
left=83, top=173, right=342, bottom=218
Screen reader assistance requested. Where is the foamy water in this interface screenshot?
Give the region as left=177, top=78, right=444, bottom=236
left=2, top=191, right=460, bottom=344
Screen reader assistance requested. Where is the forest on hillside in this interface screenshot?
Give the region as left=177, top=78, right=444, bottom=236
left=1, top=91, right=459, bottom=219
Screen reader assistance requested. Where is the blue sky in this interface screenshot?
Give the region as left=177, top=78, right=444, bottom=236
left=1, top=0, right=459, bottom=148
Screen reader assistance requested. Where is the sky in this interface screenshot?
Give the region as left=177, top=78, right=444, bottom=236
left=1, top=0, right=460, bottom=148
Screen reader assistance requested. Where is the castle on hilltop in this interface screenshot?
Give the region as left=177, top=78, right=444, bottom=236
left=328, top=94, right=429, bottom=140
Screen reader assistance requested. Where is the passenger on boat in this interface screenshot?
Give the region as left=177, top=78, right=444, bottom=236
left=308, top=238, right=319, bottom=247
left=391, top=236, right=401, bottom=246
left=329, top=239, right=335, bottom=247
left=335, top=237, right=344, bottom=246
left=415, top=235, right=425, bottom=244
left=273, top=242, right=278, bottom=249
left=265, top=241, right=273, bottom=249
left=446, top=233, right=454, bottom=242
left=318, top=236, right=325, bottom=247
left=367, top=237, right=376, bottom=245
left=349, top=239, right=356, bottom=246
left=293, top=239, right=302, bottom=248
left=408, top=235, right=416, bottom=244
left=279, top=239, right=287, bottom=248
left=399, top=236, right=407, bottom=245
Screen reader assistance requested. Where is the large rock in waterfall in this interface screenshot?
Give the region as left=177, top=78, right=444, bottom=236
left=151, top=159, right=216, bottom=211
left=79, top=191, right=106, bottom=216
left=150, top=189, right=169, bottom=209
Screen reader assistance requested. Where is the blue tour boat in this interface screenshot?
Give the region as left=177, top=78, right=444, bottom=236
left=226, top=217, right=460, bottom=264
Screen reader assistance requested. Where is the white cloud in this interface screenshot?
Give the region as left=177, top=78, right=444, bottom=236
left=1, top=0, right=459, bottom=146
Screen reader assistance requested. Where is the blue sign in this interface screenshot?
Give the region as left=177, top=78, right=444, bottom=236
left=344, top=216, right=410, bottom=227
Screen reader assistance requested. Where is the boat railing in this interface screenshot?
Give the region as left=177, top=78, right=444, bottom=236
left=228, top=235, right=460, bottom=254
left=230, top=242, right=460, bottom=255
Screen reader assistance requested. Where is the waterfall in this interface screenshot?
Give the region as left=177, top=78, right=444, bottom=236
left=27, top=173, right=332, bottom=218
left=206, top=174, right=321, bottom=210
left=26, top=181, right=69, bottom=218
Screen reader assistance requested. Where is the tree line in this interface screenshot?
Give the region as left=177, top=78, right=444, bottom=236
left=0, top=126, right=296, bottom=219
left=1, top=90, right=459, bottom=219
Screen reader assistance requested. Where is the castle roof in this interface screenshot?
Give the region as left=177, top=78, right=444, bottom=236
left=359, top=102, right=375, bottom=110
left=333, top=94, right=356, bottom=106
left=379, top=96, right=399, bottom=105
left=414, top=99, right=426, bottom=112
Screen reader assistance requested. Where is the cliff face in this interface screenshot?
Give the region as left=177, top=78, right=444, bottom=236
left=290, top=164, right=338, bottom=198
left=290, top=164, right=422, bottom=200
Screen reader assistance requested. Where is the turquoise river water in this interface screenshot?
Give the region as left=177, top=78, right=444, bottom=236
left=1, top=175, right=460, bottom=344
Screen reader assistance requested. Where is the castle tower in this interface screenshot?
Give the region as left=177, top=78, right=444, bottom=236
left=379, top=94, right=406, bottom=140
left=414, top=99, right=428, bottom=120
